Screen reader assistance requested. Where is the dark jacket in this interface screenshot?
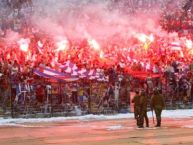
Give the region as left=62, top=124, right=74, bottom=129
left=139, top=94, right=148, bottom=111
left=132, top=94, right=140, bottom=108
left=151, top=94, right=165, bottom=109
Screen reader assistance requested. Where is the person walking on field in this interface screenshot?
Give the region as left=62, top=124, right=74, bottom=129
left=151, top=89, right=165, bottom=127
left=132, top=90, right=140, bottom=127
left=138, top=90, right=149, bottom=128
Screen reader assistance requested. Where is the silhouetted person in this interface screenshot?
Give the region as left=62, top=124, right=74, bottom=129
left=151, top=89, right=165, bottom=127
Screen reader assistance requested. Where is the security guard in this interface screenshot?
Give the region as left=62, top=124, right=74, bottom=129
left=138, top=90, right=149, bottom=128
left=132, top=90, right=140, bottom=127
left=151, top=89, right=165, bottom=127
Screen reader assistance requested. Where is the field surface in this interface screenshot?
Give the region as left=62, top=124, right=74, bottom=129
left=0, top=117, right=193, bottom=145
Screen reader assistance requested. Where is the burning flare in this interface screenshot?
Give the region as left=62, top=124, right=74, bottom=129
left=56, top=39, right=69, bottom=52
left=88, top=39, right=100, bottom=51
left=18, top=38, right=30, bottom=52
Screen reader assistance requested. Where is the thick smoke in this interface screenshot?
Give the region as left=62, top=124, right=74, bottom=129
left=31, top=0, right=179, bottom=45
left=0, top=0, right=186, bottom=45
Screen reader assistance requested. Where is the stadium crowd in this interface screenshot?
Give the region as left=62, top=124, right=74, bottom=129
left=0, top=0, right=193, bottom=116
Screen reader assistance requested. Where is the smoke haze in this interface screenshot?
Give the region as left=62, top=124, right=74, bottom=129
left=0, top=0, right=186, bottom=45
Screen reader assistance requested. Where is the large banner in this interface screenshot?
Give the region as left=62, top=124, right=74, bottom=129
left=34, top=65, right=106, bottom=82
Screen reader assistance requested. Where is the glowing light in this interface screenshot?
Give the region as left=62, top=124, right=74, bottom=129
left=7, top=53, right=10, bottom=59
left=56, top=39, right=68, bottom=52
left=148, top=34, right=154, bottom=42
left=88, top=39, right=100, bottom=51
left=38, top=41, right=43, bottom=48
left=185, top=39, right=193, bottom=49
left=138, top=34, right=147, bottom=43
left=137, top=33, right=154, bottom=43
left=144, top=43, right=149, bottom=50
left=123, top=48, right=127, bottom=51
left=191, top=49, right=193, bottom=55
left=18, top=38, right=30, bottom=52
left=99, top=51, right=104, bottom=58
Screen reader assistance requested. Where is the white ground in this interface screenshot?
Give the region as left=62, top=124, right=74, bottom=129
left=0, top=109, right=193, bottom=145
left=0, top=109, right=193, bottom=126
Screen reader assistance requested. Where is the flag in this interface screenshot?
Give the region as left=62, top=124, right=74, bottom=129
left=170, top=42, right=182, bottom=51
